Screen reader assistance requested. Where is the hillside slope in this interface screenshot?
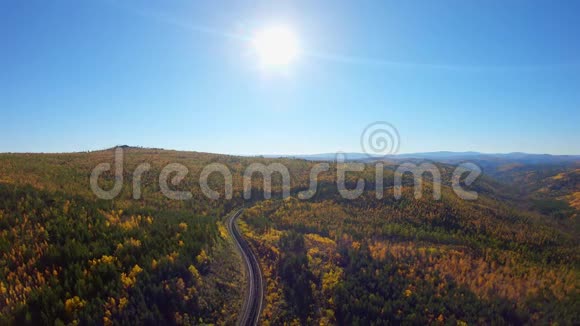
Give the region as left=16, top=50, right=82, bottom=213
left=0, top=148, right=578, bottom=325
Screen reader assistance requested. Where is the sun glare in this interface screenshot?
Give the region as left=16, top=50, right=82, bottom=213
left=252, top=25, right=299, bottom=68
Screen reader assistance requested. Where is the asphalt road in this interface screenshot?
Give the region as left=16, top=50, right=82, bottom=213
left=226, top=209, right=264, bottom=326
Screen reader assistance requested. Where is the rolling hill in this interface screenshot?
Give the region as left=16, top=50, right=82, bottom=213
left=0, top=147, right=578, bottom=325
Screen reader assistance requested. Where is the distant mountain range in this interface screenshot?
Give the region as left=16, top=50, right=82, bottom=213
left=261, top=151, right=580, bottom=164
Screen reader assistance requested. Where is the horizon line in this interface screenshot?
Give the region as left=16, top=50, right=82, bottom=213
left=1, top=145, right=579, bottom=157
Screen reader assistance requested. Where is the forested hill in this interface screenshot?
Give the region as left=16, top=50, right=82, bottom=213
left=0, top=147, right=321, bottom=324
left=0, top=147, right=578, bottom=324
left=240, top=164, right=579, bottom=324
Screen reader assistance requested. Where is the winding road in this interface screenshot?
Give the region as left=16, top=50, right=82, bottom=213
left=226, top=209, right=264, bottom=326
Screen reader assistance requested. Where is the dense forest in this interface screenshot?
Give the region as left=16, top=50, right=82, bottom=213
left=240, top=176, right=579, bottom=324
left=0, top=147, right=578, bottom=325
left=0, top=183, right=244, bottom=324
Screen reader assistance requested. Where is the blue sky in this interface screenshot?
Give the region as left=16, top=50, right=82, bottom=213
left=1, top=0, right=579, bottom=155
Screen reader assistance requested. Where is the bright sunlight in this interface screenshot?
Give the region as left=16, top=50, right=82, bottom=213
left=252, top=25, right=300, bottom=68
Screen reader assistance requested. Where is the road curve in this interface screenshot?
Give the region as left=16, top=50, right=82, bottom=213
left=226, top=209, right=264, bottom=326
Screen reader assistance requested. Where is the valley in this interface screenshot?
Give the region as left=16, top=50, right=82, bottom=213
left=0, top=148, right=577, bottom=324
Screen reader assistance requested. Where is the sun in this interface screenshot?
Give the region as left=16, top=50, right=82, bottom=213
left=252, top=25, right=300, bottom=68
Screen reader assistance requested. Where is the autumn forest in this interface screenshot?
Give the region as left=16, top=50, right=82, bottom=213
left=0, top=147, right=578, bottom=325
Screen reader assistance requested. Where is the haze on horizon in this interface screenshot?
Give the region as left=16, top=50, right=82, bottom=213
left=2, top=0, right=580, bottom=155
